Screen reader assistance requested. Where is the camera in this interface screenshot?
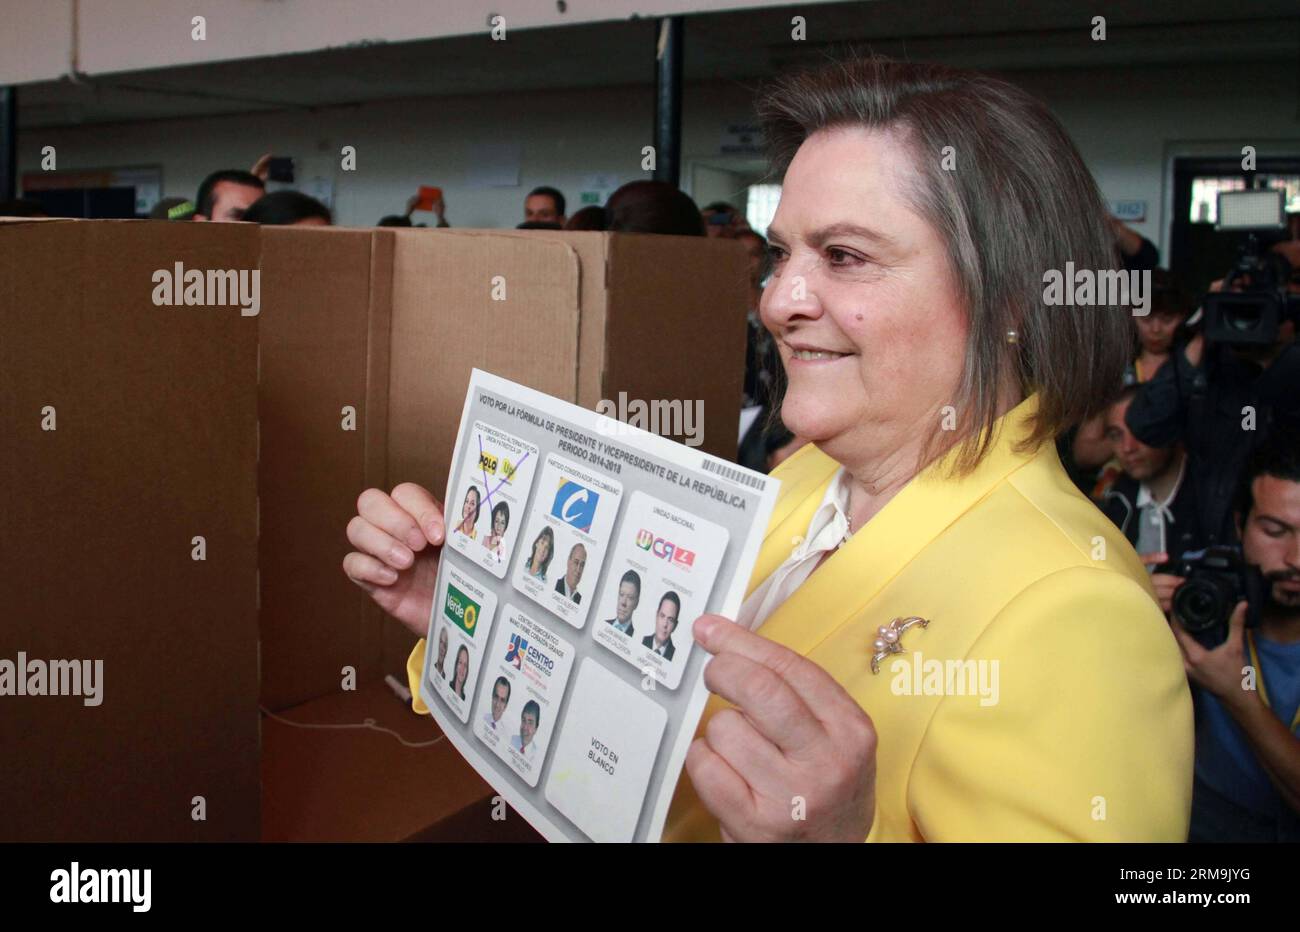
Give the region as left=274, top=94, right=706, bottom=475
left=1201, top=190, right=1300, bottom=348
left=1202, top=244, right=1299, bottom=347
left=1158, top=545, right=1265, bottom=645
left=268, top=156, right=295, bottom=183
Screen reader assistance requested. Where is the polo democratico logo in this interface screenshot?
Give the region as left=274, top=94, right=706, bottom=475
left=444, top=585, right=480, bottom=637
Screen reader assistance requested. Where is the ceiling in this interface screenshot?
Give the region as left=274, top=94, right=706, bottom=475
left=16, top=0, right=1300, bottom=130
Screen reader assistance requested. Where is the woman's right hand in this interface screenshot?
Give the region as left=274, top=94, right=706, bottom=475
left=342, top=483, right=445, bottom=638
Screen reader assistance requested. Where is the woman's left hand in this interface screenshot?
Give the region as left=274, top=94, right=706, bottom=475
left=685, top=614, right=877, bottom=842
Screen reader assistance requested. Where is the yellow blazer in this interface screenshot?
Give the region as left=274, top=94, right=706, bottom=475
left=408, top=393, right=1194, bottom=841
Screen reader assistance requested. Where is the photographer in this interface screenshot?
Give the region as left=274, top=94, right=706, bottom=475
left=1126, top=242, right=1300, bottom=551
left=1165, top=437, right=1300, bottom=842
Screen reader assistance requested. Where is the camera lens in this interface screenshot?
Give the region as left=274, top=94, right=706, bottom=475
left=1174, top=579, right=1222, bottom=633
left=1225, top=300, right=1263, bottom=334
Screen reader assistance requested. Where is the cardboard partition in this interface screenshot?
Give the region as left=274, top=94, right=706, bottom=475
left=0, top=219, right=261, bottom=841
left=379, top=229, right=749, bottom=691
left=261, top=680, right=542, bottom=842
left=0, top=219, right=749, bottom=842
left=256, top=227, right=392, bottom=713
left=256, top=227, right=749, bottom=712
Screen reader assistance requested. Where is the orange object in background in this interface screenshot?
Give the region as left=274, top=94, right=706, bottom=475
left=415, top=186, right=443, bottom=211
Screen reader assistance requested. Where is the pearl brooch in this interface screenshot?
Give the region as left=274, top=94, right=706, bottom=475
left=870, top=616, right=930, bottom=674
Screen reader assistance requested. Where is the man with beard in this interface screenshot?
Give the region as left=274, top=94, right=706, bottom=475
left=1126, top=250, right=1300, bottom=550
left=1169, top=436, right=1300, bottom=841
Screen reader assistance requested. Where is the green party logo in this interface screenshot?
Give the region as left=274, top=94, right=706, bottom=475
left=443, top=584, right=480, bottom=637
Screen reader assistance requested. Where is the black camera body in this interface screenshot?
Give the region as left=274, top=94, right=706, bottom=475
left=1158, top=546, right=1264, bottom=646
left=1201, top=237, right=1300, bottom=348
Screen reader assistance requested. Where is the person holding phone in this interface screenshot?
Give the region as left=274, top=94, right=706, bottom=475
left=406, top=187, right=451, bottom=228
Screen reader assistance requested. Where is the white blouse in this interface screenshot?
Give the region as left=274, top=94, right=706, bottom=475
left=735, top=466, right=853, bottom=631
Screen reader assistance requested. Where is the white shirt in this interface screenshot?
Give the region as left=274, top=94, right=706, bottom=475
left=1135, top=454, right=1187, bottom=564
left=736, top=467, right=853, bottom=631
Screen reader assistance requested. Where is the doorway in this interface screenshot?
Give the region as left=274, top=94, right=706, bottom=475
left=686, top=158, right=779, bottom=235
left=1169, top=156, right=1300, bottom=296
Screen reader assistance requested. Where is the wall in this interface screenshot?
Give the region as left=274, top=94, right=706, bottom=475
left=1018, top=61, right=1300, bottom=252
left=15, top=59, right=1300, bottom=256
left=1, top=0, right=829, bottom=84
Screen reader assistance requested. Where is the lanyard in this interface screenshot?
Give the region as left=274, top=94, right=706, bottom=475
left=1245, top=630, right=1300, bottom=732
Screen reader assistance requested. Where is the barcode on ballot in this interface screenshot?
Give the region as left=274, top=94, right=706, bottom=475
left=701, top=458, right=766, bottom=491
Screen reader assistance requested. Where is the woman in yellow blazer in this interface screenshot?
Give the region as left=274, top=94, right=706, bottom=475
left=344, top=56, right=1192, bottom=841
left=660, top=393, right=1191, bottom=841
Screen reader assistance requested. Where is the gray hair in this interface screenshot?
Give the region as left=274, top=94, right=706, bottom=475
left=758, top=55, right=1128, bottom=476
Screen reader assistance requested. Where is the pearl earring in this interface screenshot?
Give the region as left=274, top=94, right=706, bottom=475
left=1006, top=329, right=1019, bottom=344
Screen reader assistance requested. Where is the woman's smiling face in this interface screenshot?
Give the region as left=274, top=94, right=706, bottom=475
left=761, top=125, right=971, bottom=467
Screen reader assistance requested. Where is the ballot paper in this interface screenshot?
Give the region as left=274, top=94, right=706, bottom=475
left=419, top=370, right=780, bottom=842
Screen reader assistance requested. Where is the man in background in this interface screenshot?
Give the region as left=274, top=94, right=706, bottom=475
left=192, top=169, right=264, bottom=222
left=1101, top=386, right=1197, bottom=559
left=525, top=186, right=566, bottom=226
left=701, top=200, right=747, bottom=239
left=1170, top=438, right=1300, bottom=841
